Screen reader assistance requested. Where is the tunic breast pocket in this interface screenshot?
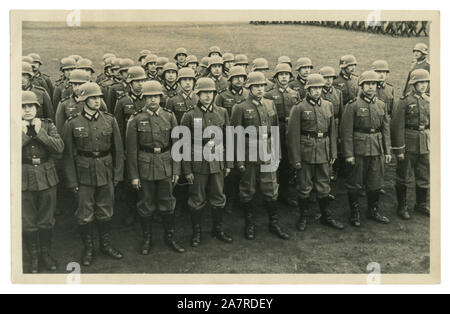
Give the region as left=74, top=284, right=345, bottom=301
left=73, top=128, right=89, bottom=149
left=138, top=122, right=152, bottom=144
left=174, top=102, right=187, bottom=112
left=101, top=127, right=113, bottom=146
left=302, top=111, right=315, bottom=121
left=407, top=104, right=418, bottom=115
left=123, top=104, right=135, bottom=115
left=243, top=110, right=256, bottom=126
left=65, top=106, right=78, bottom=118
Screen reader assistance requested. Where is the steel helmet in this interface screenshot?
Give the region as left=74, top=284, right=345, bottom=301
left=174, top=48, right=188, bottom=60
left=102, top=53, right=116, bottom=61
left=252, top=58, right=270, bottom=71
left=78, top=82, right=103, bottom=102
left=273, top=63, right=293, bottom=79
left=156, top=57, right=169, bottom=69
left=227, top=66, right=248, bottom=81
left=245, top=71, right=267, bottom=88
left=22, top=56, right=34, bottom=64
left=139, top=50, right=152, bottom=61
left=234, top=54, right=249, bottom=66
left=69, top=55, right=82, bottom=62
left=413, top=43, right=429, bottom=55
left=358, top=71, right=381, bottom=86
left=339, top=55, right=358, bottom=69
left=208, top=46, right=222, bottom=57
left=162, top=62, right=179, bottom=74
left=199, top=57, right=210, bottom=68
left=194, top=78, right=217, bottom=94
left=60, top=57, right=77, bottom=71
left=305, top=74, right=326, bottom=89
left=77, top=58, right=95, bottom=73
left=22, top=62, right=34, bottom=77
left=223, top=53, right=235, bottom=63
left=104, top=56, right=115, bottom=69
left=319, top=66, right=338, bottom=78
left=278, top=56, right=292, bottom=66
left=22, top=91, right=40, bottom=107
left=143, top=54, right=158, bottom=66
left=409, top=69, right=430, bottom=85
left=126, top=66, right=147, bottom=83
left=28, top=53, right=42, bottom=65
left=69, top=69, right=91, bottom=84
left=111, top=58, right=122, bottom=70
left=372, top=60, right=390, bottom=73
left=119, top=58, right=135, bottom=72
left=142, top=81, right=164, bottom=96
left=186, top=55, right=199, bottom=65
left=177, top=68, right=196, bottom=81
left=295, top=57, right=314, bottom=71
left=208, top=56, right=224, bottom=69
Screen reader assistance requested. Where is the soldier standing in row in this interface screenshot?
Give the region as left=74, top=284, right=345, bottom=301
left=181, top=78, right=234, bottom=247
left=98, top=57, right=117, bottom=89
left=334, top=55, right=359, bottom=106
left=186, top=55, right=199, bottom=74
left=174, top=48, right=188, bottom=69
left=289, top=58, right=313, bottom=100
left=403, top=43, right=430, bottom=96
left=96, top=53, right=116, bottom=84
left=372, top=60, right=395, bottom=117
left=222, top=53, right=235, bottom=78
left=208, top=46, right=222, bottom=58
left=62, top=82, right=124, bottom=267
left=107, top=58, right=134, bottom=113
left=197, top=57, right=210, bottom=79
left=234, top=54, right=249, bottom=72
left=341, top=71, right=392, bottom=227
left=207, top=56, right=228, bottom=94
left=391, top=69, right=430, bottom=219
left=142, top=54, right=159, bottom=82
left=252, top=58, right=275, bottom=91
left=28, top=53, right=54, bottom=99
left=126, top=81, right=186, bottom=254
left=230, top=72, right=290, bottom=241
left=138, top=50, right=152, bottom=67
left=160, top=63, right=180, bottom=104
left=22, top=91, right=65, bottom=274
left=156, top=57, right=169, bottom=81
left=22, top=62, right=54, bottom=120
left=53, top=57, right=77, bottom=107
left=277, top=56, right=293, bottom=69
left=288, top=74, right=344, bottom=231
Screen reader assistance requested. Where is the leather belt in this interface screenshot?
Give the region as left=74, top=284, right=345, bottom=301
left=301, top=131, right=329, bottom=138
left=139, top=147, right=170, bottom=154
left=354, top=128, right=381, bottom=134
left=77, top=150, right=111, bottom=158
left=22, top=157, right=49, bottom=165
left=406, top=125, right=429, bottom=131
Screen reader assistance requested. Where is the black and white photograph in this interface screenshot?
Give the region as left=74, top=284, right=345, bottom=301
left=10, top=9, right=440, bottom=285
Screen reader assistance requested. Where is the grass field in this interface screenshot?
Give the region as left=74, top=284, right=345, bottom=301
left=22, top=22, right=430, bottom=275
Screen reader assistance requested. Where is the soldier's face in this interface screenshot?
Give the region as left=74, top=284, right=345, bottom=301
left=210, top=53, right=220, bottom=58
left=32, top=62, right=40, bottom=71
left=188, top=63, right=198, bottom=71
left=131, top=80, right=145, bottom=94
left=86, top=96, right=102, bottom=110
left=180, top=78, right=194, bottom=92
left=224, top=61, right=234, bottom=69
left=277, top=72, right=291, bottom=85
left=177, top=55, right=187, bottom=64
left=415, top=81, right=429, bottom=94
left=22, top=104, right=37, bottom=121
left=376, top=71, right=388, bottom=81
left=210, top=65, right=223, bottom=77
left=309, top=87, right=322, bottom=100
left=157, top=67, right=163, bottom=76
left=199, top=91, right=215, bottom=106
left=145, top=95, right=161, bottom=111
left=345, top=65, right=356, bottom=74
left=231, top=75, right=245, bottom=88
left=414, top=51, right=423, bottom=59
left=362, top=82, right=378, bottom=97
left=63, top=69, right=73, bottom=79
left=250, top=84, right=266, bottom=99
left=120, top=70, right=128, bottom=81
left=324, top=76, right=334, bottom=87
left=22, top=74, right=31, bottom=87
left=299, top=66, right=312, bottom=78
left=71, top=82, right=83, bottom=95
left=165, top=70, right=177, bottom=83
left=147, top=62, right=157, bottom=73
left=113, top=68, right=121, bottom=78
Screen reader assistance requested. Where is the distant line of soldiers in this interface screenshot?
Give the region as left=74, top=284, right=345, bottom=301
left=249, top=21, right=429, bottom=37
left=21, top=43, right=430, bottom=274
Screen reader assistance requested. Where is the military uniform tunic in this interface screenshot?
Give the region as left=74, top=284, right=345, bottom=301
left=403, top=59, right=430, bottom=96
left=53, top=76, right=68, bottom=108
left=333, top=71, right=359, bottom=106
left=106, top=79, right=128, bottom=113
left=215, top=86, right=248, bottom=118
left=289, top=75, right=308, bottom=100
left=165, top=91, right=198, bottom=124
left=114, top=91, right=147, bottom=147
left=32, top=71, right=54, bottom=100
left=376, top=82, right=395, bottom=117
left=207, top=74, right=229, bottom=94
left=23, top=84, right=54, bottom=120
left=161, top=82, right=181, bottom=106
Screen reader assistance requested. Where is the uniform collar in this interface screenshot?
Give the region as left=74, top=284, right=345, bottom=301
left=182, top=91, right=194, bottom=100
left=297, top=75, right=307, bottom=85
left=360, top=93, right=376, bottom=104
left=147, top=71, right=157, bottom=79
left=177, top=63, right=186, bottom=69
left=82, top=109, right=100, bottom=121
left=211, top=74, right=223, bottom=81
left=379, top=81, right=386, bottom=89
left=306, top=95, right=321, bottom=106
left=340, top=71, right=351, bottom=80
left=33, top=71, right=41, bottom=78
left=198, top=101, right=214, bottom=113
left=250, top=93, right=263, bottom=107
left=412, top=90, right=424, bottom=99
left=416, top=57, right=427, bottom=64
left=147, top=106, right=162, bottom=116
left=129, top=90, right=143, bottom=100
left=323, top=86, right=333, bottom=94
left=165, top=82, right=178, bottom=91
left=230, top=84, right=243, bottom=95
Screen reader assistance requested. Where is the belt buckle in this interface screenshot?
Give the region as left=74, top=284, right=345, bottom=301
left=32, top=158, right=41, bottom=165
left=92, top=151, right=100, bottom=157
left=419, top=125, right=425, bottom=131
left=154, top=147, right=161, bottom=154
left=370, top=129, right=376, bottom=133
left=317, top=132, right=324, bottom=138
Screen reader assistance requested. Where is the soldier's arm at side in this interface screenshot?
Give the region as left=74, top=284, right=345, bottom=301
left=287, top=105, right=301, bottom=168
left=222, top=109, right=234, bottom=169
left=113, top=100, right=125, bottom=139
left=381, top=102, right=392, bottom=155
left=180, top=111, right=193, bottom=175
left=170, top=112, right=182, bottom=176
left=329, top=107, right=338, bottom=160
left=35, top=120, right=65, bottom=154
left=62, top=120, right=78, bottom=188
left=111, top=117, right=124, bottom=183
left=125, top=116, right=139, bottom=180
left=43, top=90, right=55, bottom=121
left=55, top=101, right=65, bottom=136
left=230, top=104, right=245, bottom=169
left=340, top=102, right=355, bottom=159
left=52, top=87, right=61, bottom=109
left=215, top=94, right=224, bottom=108
left=390, top=98, right=406, bottom=155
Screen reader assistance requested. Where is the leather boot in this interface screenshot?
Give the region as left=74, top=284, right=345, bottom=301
left=98, top=221, right=124, bottom=260
left=318, top=198, right=345, bottom=230
left=139, top=216, right=152, bottom=255
left=348, top=192, right=361, bottom=227
left=79, top=223, right=95, bottom=267
left=296, top=197, right=309, bottom=232
left=23, top=231, right=39, bottom=274
left=211, top=206, right=233, bottom=243
left=242, top=201, right=256, bottom=240
left=396, top=185, right=411, bottom=220
left=367, top=191, right=390, bottom=224
left=39, top=229, right=57, bottom=271
left=162, top=213, right=186, bottom=253
left=265, top=201, right=290, bottom=240
left=190, top=208, right=202, bottom=247
left=415, top=186, right=430, bottom=217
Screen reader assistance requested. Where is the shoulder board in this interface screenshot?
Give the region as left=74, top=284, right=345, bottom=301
left=117, top=94, right=128, bottom=101
left=103, top=112, right=114, bottom=118
left=265, top=85, right=276, bottom=92
left=163, top=107, right=173, bottom=114
left=400, top=92, right=411, bottom=100
left=33, top=85, right=46, bottom=92
left=133, top=109, right=144, bottom=116
left=347, top=98, right=357, bottom=105
left=385, top=82, right=393, bottom=87
left=60, top=96, right=71, bottom=103
left=67, top=113, right=80, bottom=121
left=351, top=73, right=359, bottom=78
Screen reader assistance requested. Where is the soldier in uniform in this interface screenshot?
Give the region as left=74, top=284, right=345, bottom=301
left=156, top=57, right=169, bottom=81
left=62, top=82, right=124, bottom=267
left=403, top=43, right=430, bottom=96
left=22, top=91, right=64, bottom=274
left=289, top=57, right=314, bottom=100
left=28, top=53, right=54, bottom=99
left=138, top=50, right=152, bottom=66
left=372, top=60, right=395, bottom=117
left=143, top=54, right=159, bottom=81
left=96, top=53, right=116, bottom=84
left=181, top=78, right=234, bottom=247
left=107, top=58, right=134, bottom=113
left=222, top=53, right=235, bottom=77
left=161, top=62, right=181, bottom=103
left=53, top=57, right=77, bottom=108
left=22, top=62, right=54, bottom=120
left=234, top=54, right=249, bottom=72
left=265, top=63, right=300, bottom=208
left=206, top=56, right=229, bottom=94
left=288, top=74, right=344, bottom=232
left=174, top=48, right=188, bottom=69
left=277, top=56, right=293, bottom=69
left=252, top=58, right=275, bottom=91
left=230, top=72, right=290, bottom=241
left=333, top=55, right=359, bottom=106
left=186, top=55, right=199, bottom=73
left=208, top=46, right=223, bottom=58
left=391, top=69, right=430, bottom=219
left=97, top=57, right=117, bottom=88
left=197, top=57, right=210, bottom=79
left=126, top=81, right=186, bottom=254
left=341, top=71, right=392, bottom=227
left=319, top=66, right=344, bottom=182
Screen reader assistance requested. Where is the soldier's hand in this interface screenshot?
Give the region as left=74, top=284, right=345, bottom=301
left=346, top=157, right=356, bottom=165
left=397, top=154, right=405, bottom=161
left=225, top=168, right=231, bottom=177
left=22, top=120, right=29, bottom=134
left=294, top=162, right=302, bottom=169
left=132, top=179, right=142, bottom=190
left=186, top=173, right=195, bottom=185
left=239, top=165, right=246, bottom=173
left=385, top=154, right=392, bottom=164
left=32, top=118, right=42, bottom=133
left=172, top=175, right=180, bottom=186
left=330, top=158, right=336, bottom=166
